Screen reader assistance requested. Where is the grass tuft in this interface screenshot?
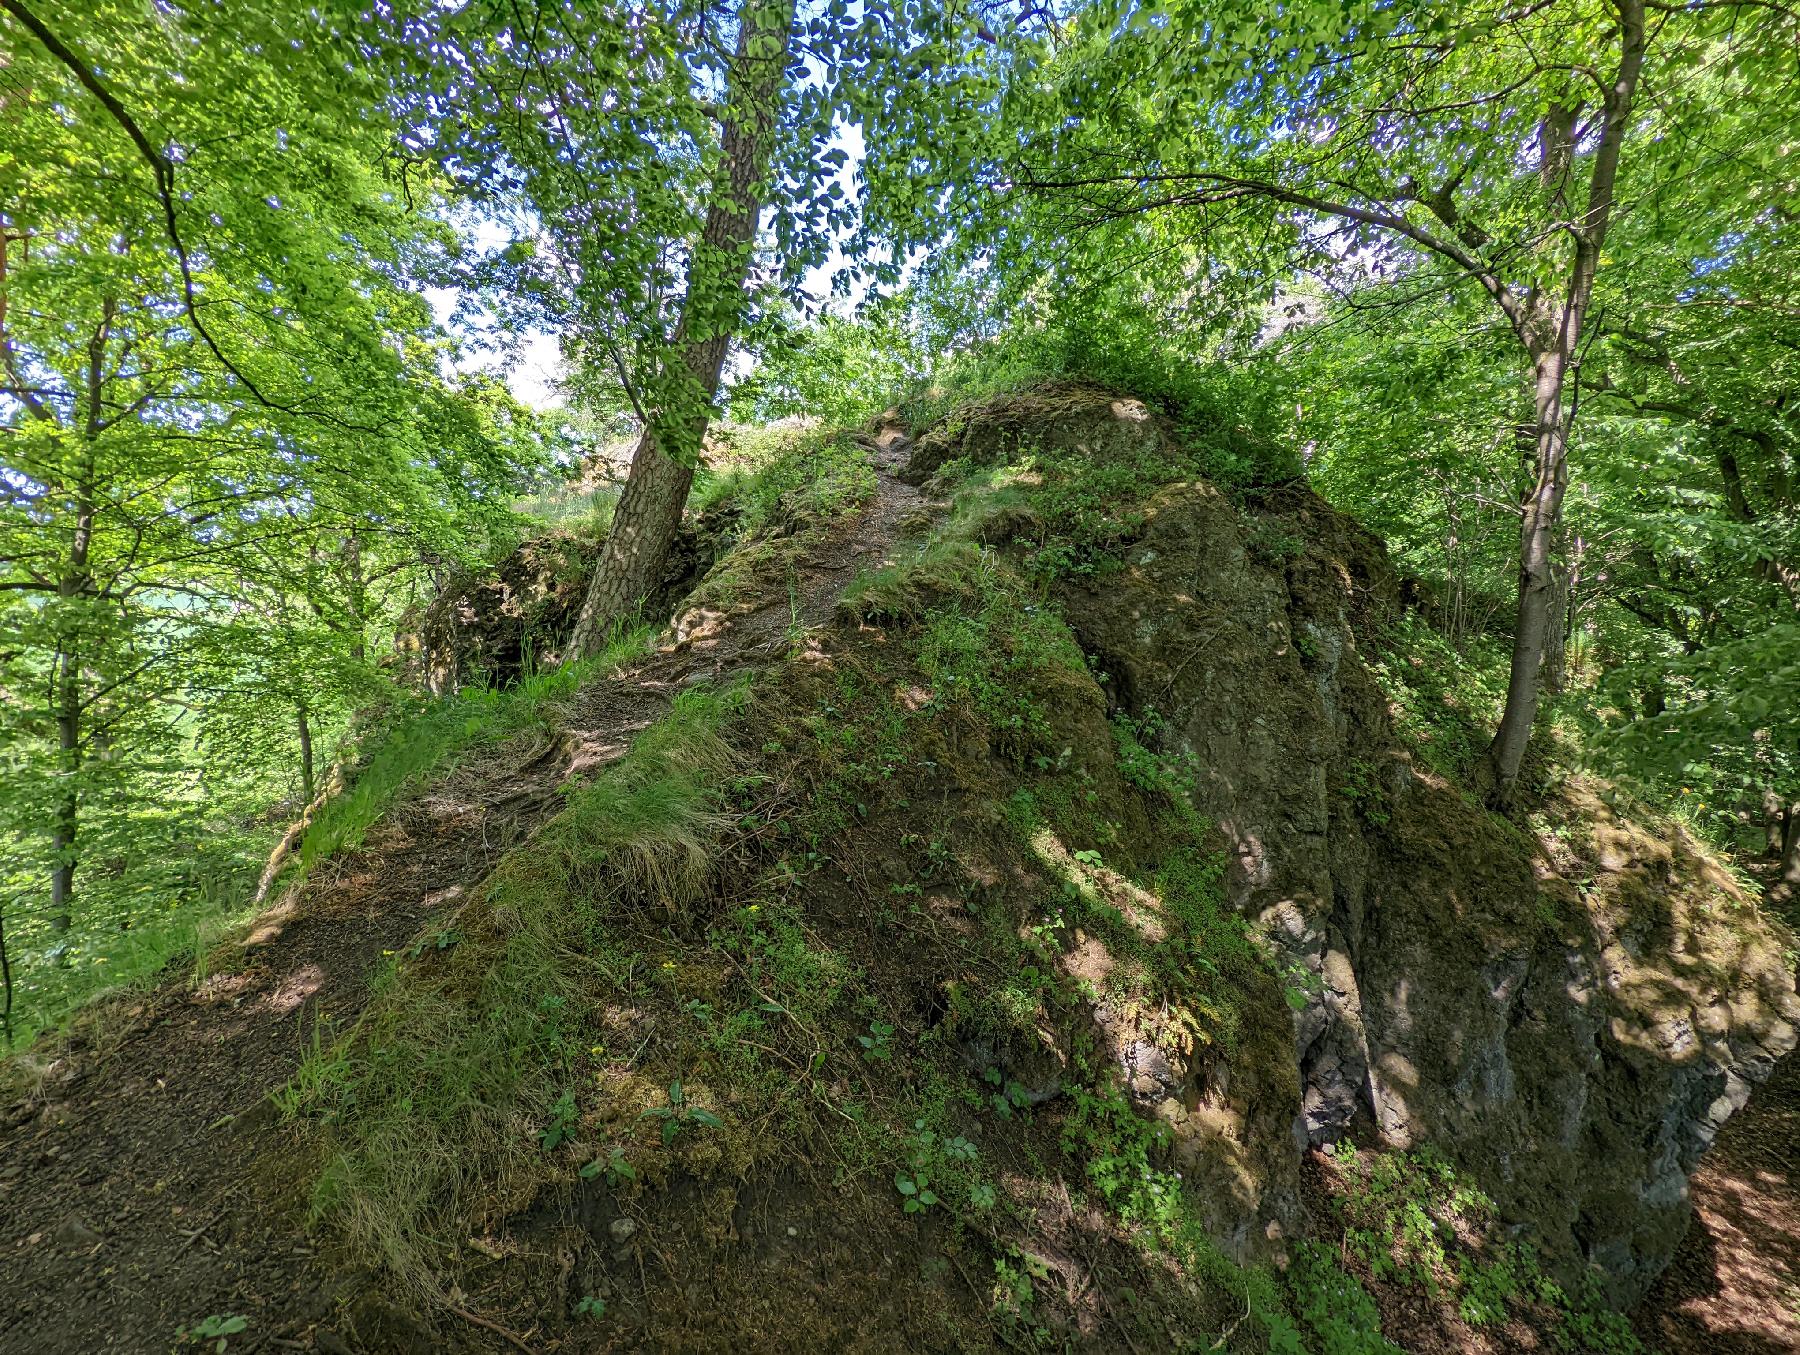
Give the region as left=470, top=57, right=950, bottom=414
left=296, top=626, right=657, bottom=875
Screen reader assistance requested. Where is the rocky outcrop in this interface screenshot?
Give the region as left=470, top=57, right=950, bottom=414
left=941, top=386, right=1800, bottom=1303
left=400, top=507, right=742, bottom=694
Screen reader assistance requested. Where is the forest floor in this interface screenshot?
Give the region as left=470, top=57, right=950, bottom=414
left=1634, top=940, right=1800, bottom=1352
left=0, top=430, right=923, bottom=1355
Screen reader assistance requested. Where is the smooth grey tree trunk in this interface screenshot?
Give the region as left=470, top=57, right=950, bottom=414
left=1477, top=1, right=1645, bottom=803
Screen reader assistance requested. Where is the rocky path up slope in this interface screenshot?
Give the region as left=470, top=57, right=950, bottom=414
left=0, top=433, right=921, bottom=1355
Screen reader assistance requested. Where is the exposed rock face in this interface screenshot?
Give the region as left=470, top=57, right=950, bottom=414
left=402, top=532, right=606, bottom=695
left=938, top=386, right=1800, bottom=1302
left=401, top=507, right=741, bottom=694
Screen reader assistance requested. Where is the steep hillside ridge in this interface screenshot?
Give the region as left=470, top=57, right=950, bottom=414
left=918, top=383, right=1800, bottom=1302
left=0, top=431, right=918, bottom=1355
left=6, top=388, right=1793, bottom=1355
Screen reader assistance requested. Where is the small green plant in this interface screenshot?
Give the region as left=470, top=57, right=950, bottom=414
left=1245, top=520, right=1305, bottom=564
left=406, top=926, right=462, bottom=958
left=857, top=1019, right=895, bottom=1061
left=983, top=1065, right=1032, bottom=1119
left=1109, top=709, right=1195, bottom=799
left=572, top=1295, right=607, bottom=1321
left=942, top=1133, right=978, bottom=1162
left=539, top=1090, right=578, bottom=1151
left=894, top=1167, right=939, bottom=1213
left=990, top=1246, right=1054, bottom=1344
left=1338, top=758, right=1392, bottom=826
left=1285, top=1241, right=1403, bottom=1354
left=894, top=1115, right=977, bottom=1214
left=1283, top=960, right=1323, bottom=1013
left=639, top=1080, right=723, bottom=1145
left=176, top=1315, right=248, bottom=1352
left=579, top=1145, right=637, bottom=1187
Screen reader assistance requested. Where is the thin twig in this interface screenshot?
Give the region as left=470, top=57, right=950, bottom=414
left=443, top=1303, right=538, bottom=1354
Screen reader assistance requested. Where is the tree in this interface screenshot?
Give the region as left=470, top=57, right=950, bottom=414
left=362, top=0, right=1014, bottom=654
left=0, top=0, right=550, bottom=945
left=933, top=0, right=1796, bottom=801
left=566, top=0, right=798, bottom=656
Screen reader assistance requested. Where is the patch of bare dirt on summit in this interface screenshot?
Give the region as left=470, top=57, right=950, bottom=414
left=0, top=432, right=926, bottom=1355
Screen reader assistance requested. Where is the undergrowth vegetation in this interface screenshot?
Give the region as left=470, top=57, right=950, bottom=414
left=1297, top=1143, right=1644, bottom=1355
left=284, top=679, right=748, bottom=1291
left=293, top=625, right=657, bottom=877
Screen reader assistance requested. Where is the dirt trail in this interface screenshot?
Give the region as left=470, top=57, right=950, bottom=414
left=1633, top=1001, right=1800, bottom=1353
left=0, top=434, right=922, bottom=1355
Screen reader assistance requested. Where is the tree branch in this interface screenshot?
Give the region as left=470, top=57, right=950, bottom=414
left=0, top=0, right=385, bottom=433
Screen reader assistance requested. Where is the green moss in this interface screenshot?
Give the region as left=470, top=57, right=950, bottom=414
left=680, top=430, right=877, bottom=621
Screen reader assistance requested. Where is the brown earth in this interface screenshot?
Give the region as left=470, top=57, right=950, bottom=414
left=1634, top=985, right=1800, bottom=1354
left=0, top=431, right=924, bottom=1355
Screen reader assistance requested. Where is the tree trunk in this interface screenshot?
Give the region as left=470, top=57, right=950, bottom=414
left=343, top=531, right=367, bottom=663
left=1482, top=342, right=1575, bottom=797
left=49, top=497, right=90, bottom=941
left=1543, top=558, right=1572, bottom=696
left=1772, top=804, right=1800, bottom=907
left=48, top=309, right=109, bottom=941
left=1717, top=436, right=1800, bottom=608
left=1479, top=1, right=1645, bottom=804
left=565, top=0, right=796, bottom=660
left=297, top=705, right=315, bottom=805
left=48, top=642, right=79, bottom=940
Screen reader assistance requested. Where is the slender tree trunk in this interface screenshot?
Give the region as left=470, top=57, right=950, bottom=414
left=566, top=0, right=796, bottom=660
left=1772, top=804, right=1800, bottom=907
left=1543, top=558, right=1572, bottom=696
left=297, top=704, right=315, bottom=805
left=1719, top=435, right=1800, bottom=609
left=48, top=639, right=80, bottom=939
left=343, top=531, right=367, bottom=663
left=48, top=305, right=110, bottom=940
left=1764, top=790, right=1788, bottom=859
left=1479, top=1, right=1645, bottom=804
left=1483, top=342, right=1575, bottom=795
left=49, top=478, right=93, bottom=939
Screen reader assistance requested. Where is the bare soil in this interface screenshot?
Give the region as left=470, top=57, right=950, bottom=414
left=1633, top=1011, right=1800, bottom=1354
